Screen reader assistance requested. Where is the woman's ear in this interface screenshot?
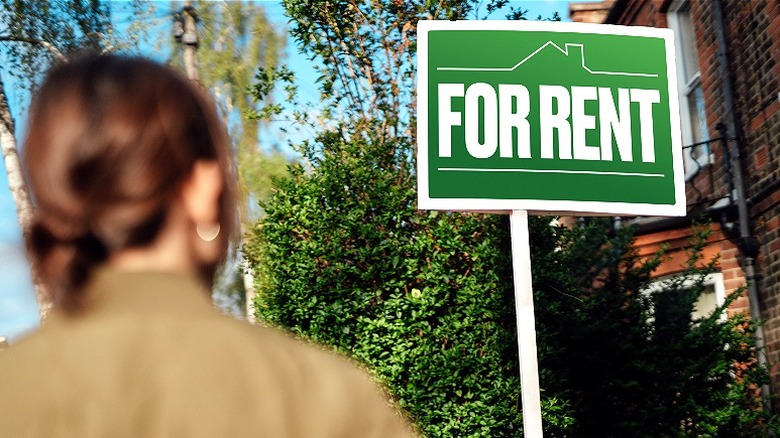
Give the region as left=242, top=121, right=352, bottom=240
left=181, top=160, right=223, bottom=226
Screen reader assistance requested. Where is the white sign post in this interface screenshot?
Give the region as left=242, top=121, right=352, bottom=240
left=417, top=20, right=684, bottom=436
left=510, top=209, right=543, bottom=436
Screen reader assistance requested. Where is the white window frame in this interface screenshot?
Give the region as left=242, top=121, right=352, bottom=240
left=644, top=272, right=727, bottom=322
left=668, top=0, right=710, bottom=180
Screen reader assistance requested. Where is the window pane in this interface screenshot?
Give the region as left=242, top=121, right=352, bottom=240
left=687, top=85, right=709, bottom=158
left=692, top=284, right=717, bottom=320
left=677, top=4, right=699, bottom=80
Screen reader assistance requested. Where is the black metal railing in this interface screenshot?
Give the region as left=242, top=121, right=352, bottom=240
left=681, top=133, right=734, bottom=211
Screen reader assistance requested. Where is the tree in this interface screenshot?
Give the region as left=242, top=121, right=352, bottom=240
left=275, top=0, right=542, bottom=141
left=0, top=0, right=114, bottom=319
left=170, top=0, right=289, bottom=225
left=531, top=219, right=775, bottom=437
left=166, top=1, right=292, bottom=317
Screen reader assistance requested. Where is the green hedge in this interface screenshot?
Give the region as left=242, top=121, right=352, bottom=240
left=246, top=123, right=774, bottom=436
left=245, top=126, right=569, bottom=436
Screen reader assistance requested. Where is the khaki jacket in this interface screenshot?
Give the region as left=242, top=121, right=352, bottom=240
left=0, top=269, right=415, bottom=437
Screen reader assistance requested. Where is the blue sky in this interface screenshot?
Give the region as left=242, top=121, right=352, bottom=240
left=0, top=0, right=588, bottom=341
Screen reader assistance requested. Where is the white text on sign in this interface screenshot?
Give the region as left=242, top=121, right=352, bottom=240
left=438, top=83, right=661, bottom=162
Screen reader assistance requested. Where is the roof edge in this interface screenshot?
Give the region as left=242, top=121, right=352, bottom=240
left=604, top=0, right=628, bottom=24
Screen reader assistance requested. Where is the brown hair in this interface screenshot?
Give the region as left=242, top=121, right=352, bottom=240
left=23, top=54, right=237, bottom=311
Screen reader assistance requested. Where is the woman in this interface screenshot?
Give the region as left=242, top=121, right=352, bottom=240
left=0, top=55, right=414, bottom=437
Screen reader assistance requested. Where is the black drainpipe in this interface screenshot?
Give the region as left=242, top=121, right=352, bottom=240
left=712, top=0, right=770, bottom=409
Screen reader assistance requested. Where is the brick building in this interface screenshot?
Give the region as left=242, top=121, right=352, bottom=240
left=571, top=0, right=780, bottom=400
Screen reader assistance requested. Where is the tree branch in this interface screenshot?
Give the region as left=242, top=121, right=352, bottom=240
left=0, top=35, right=66, bottom=62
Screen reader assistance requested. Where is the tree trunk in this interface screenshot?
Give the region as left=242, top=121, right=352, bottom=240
left=243, top=258, right=256, bottom=323
left=0, top=79, right=50, bottom=321
left=182, top=0, right=199, bottom=82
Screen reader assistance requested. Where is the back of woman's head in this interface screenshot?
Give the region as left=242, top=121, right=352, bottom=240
left=23, top=54, right=236, bottom=310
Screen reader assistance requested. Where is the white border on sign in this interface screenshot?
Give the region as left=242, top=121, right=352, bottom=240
left=416, top=20, right=685, bottom=217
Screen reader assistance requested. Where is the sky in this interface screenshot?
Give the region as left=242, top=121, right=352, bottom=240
left=0, top=0, right=590, bottom=341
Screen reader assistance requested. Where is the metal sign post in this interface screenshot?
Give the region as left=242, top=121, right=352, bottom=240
left=510, top=209, right=543, bottom=436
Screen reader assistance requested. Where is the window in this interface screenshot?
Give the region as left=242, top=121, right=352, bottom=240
left=668, top=0, right=710, bottom=178
left=645, top=273, right=727, bottom=323
left=690, top=274, right=725, bottom=320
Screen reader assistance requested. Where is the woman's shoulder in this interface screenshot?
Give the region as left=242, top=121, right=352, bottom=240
left=0, top=313, right=416, bottom=437
left=215, top=318, right=417, bottom=436
left=213, top=316, right=383, bottom=393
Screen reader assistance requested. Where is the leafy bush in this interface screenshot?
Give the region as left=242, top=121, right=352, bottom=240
left=245, top=123, right=572, bottom=436
left=248, top=142, right=775, bottom=435
left=532, top=220, right=776, bottom=437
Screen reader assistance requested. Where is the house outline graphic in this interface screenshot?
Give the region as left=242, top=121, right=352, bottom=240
left=436, top=41, right=659, bottom=78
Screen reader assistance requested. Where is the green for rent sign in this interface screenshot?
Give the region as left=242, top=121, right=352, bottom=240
left=417, top=21, right=685, bottom=216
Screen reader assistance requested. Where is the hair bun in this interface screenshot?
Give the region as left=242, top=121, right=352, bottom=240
left=29, top=220, right=108, bottom=310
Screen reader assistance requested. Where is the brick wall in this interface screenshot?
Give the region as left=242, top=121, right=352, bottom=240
left=758, top=200, right=780, bottom=386
left=719, top=0, right=780, bottom=391
left=718, top=0, right=780, bottom=194
left=570, top=0, right=616, bottom=23
left=679, top=0, right=780, bottom=396
left=633, top=223, right=749, bottom=316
